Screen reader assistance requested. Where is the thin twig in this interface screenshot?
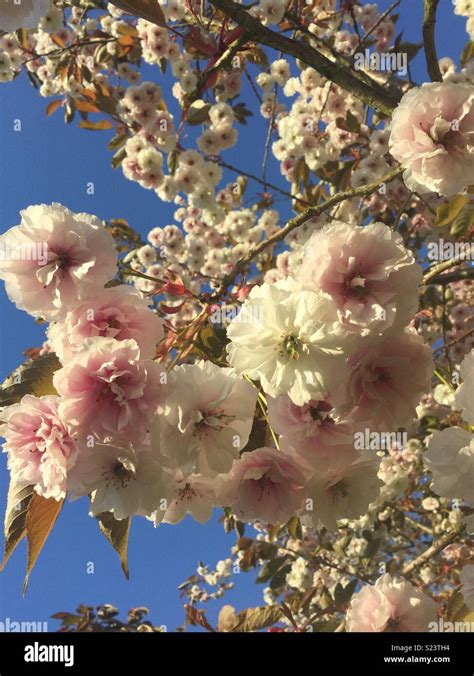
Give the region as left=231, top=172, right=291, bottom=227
left=216, top=158, right=311, bottom=206
left=262, top=85, right=278, bottom=190
left=354, top=0, right=401, bottom=53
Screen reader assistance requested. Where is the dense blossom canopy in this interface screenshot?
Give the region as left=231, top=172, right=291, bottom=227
left=0, top=0, right=473, bottom=634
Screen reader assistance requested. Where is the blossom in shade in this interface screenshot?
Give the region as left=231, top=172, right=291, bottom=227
left=53, top=337, right=165, bottom=443
left=151, top=361, right=257, bottom=477
left=0, top=0, right=49, bottom=32
left=424, top=427, right=474, bottom=504
left=156, top=472, right=220, bottom=525
left=267, top=395, right=358, bottom=471
left=0, top=395, right=78, bottom=500
left=218, top=447, right=307, bottom=524
left=389, top=82, right=474, bottom=196
left=47, top=285, right=164, bottom=362
left=297, top=221, right=422, bottom=334
left=304, top=453, right=382, bottom=530
left=333, top=330, right=433, bottom=430
left=346, top=574, right=438, bottom=632
left=69, top=442, right=172, bottom=520
left=0, top=204, right=117, bottom=321
left=227, top=278, right=352, bottom=406
left=455, top=350, right=474, bottom=424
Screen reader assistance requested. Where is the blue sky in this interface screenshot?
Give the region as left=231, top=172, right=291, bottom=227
left=0, top=1, right=468, bottom=631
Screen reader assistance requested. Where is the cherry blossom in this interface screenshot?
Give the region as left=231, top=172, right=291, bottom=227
left=389, top=82, right=474, bottom=196
left=0, top=394, right=77, bottom=500
left=346, top=574, right=437, bottom=632
left=0, top=204, right=117, bottom=321
left=54, top=337, right=165, bottom=442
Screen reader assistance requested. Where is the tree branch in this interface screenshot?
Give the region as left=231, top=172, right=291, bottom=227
left=422, top=0, right=442, bottom=82
left=401, top=526, right=464, bottom=576
left=209, top=0, right=401, bottom=115
left=422, top=259, right=472, bottom=285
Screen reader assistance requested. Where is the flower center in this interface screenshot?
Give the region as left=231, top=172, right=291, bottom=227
left=344, top=273, right=367, bottom=299
left=280, top=334, right=303, bottom=361
left=328, top=480, right=348, bottom=501
left=110, top=460, right=134, bottom=488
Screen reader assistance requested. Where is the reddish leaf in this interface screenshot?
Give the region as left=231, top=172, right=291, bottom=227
left=75, top=100, right=100, bottom=113
left=46, top=99, right=62, bottom=117
left=79, top=120, right=114, bottom=131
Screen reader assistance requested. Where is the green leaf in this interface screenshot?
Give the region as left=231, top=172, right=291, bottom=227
left=0, top=353, right=61, bottom=408
left=334, top=578, right=358, bottom=605
left=111, top=147, right=127, bottom=170
left=232, top=102, right=253, bottom=125
left=392, top=41, right=422, bottom=62
left=108, top=133, right=128, bottom=151
left=346, top=111, right=360, bottom=133
left=256, top=556, right=289, bottom=584
left=287, top=515, right=303, bottom=540
left=110, top=1, right=166, bottom=27
left=186, top=100, right=211, bottom=125
left=450, top=205, right=474, bottom=238
left=434, top=194, right=469, bottom=227
left=23, top=494, right=63, bottom=595
left=269, top=563, right=292, bottom=589
left=96, top=511, right=131, bottom=579
left=0, top=483, right=34, bottom=571
left=446, top=589, right=466, bottom=622
left=235, top=605, right=284, bottom=632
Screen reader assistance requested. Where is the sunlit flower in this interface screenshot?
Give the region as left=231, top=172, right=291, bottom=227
left=346, top=574, right=437, bottom=632
left=0, top=204, right=117, bottom=321
left=389, top=82, right=474, bottom=196
left=0, top=395, right=77, bottom=500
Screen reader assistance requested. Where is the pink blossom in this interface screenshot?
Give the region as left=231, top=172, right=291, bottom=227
left=0, top=395, right=78, bottom=500
left=53, top=337, right=164, bottom=442
left=333, top=331, right=433, bottom=430
left=69, top=442, right=172, bottom=520
left=267, top=395, right=357, bottom=471
left=304, top=453, right=382, bottom=530
left=47, top=285, right=164, bottom=362
left=297, top=221, right=422, bottom=334
left=0, top=204, right=117, bottom=321
left=159, top=472, right=221, bottom=525
left=346, top=574, right=438, bottom=632
left=218, top=447, right=307, bottom=524
left=389, top=82, right=474, bottom=196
